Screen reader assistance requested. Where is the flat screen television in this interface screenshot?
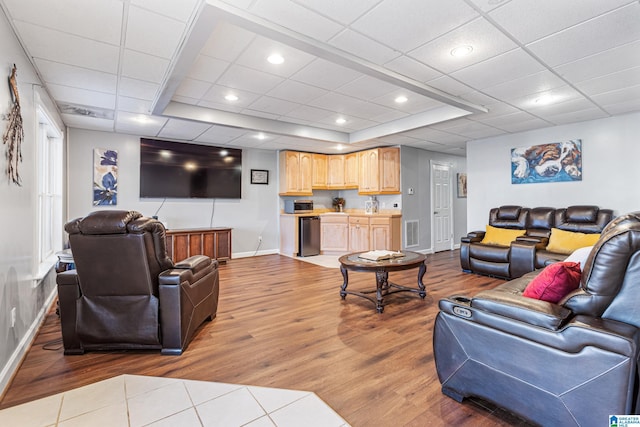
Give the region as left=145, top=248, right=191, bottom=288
left=139, top=138, right=242, bottom=199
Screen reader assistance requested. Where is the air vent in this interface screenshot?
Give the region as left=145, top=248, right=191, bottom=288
left=405, top=220, right=419, bottom=247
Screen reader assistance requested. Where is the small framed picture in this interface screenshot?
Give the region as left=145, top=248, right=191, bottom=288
left=251, top=169, right=269, bottom=184
left=457, top=173, right=467, bottom=198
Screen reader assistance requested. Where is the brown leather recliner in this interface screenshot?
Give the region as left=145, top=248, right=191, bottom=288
left=435, top=212, right=640, bottom=425
left=56, top=210, right=219, bottom=355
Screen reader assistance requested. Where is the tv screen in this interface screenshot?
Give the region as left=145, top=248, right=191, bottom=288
left=139, top=138, right=242, bottom=199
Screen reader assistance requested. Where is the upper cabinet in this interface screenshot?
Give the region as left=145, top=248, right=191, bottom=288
left=279, top=147, right=399, bottom=195
left=279, top=151, right=313, bottom=196
left=311, top=153, right=328, bottom=190
left=358, top=147, right=400, bottom=195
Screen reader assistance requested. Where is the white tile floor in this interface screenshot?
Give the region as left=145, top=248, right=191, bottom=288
left=0, top=375, right=351, bottom=427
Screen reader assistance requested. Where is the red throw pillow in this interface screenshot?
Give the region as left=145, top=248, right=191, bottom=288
left=522, top=262, right=582, bottom=303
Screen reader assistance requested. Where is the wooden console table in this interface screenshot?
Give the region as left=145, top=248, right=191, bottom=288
left=165, top=227, right=232, bottom=264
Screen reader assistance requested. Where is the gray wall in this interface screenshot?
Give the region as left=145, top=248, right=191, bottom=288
left=400, top=146, right=467, bottom=252
left=0, top=9, right=61, bottom=395
left=67, top=129, right=281, bottom=257
left=466, top=112, right=640, bottom=231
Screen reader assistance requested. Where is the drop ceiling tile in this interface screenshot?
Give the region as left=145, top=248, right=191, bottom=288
left=240, top=108, right=281, bottom=120
left=308, top=92, right=368, bottom=115
left=544, top=108, right=609, bottom=126
left=247, top=96, right=301, bottom=116
left=402, top=127, right=467, bottom=144
left=131, top=0, right=201, bottom=22
left=47, top=84, right=116, bottom=109
left=528, top=98, right=596, bottom=119
left=509, top=85, right=584, bottom=110
left=409, top=17, right=518, bottom=74
left=188, top=55, right=231, bottom=83
left=430, top=118, right=504, bottom=139
left=291, top=58, right=361, bottom=91
left=250, top=0, right=344, bottom=42
left=599, top=98, right=640, bottom=115
left=119, top=77, right=160, bottom=101
left=592, top=84, right=640, bottom=108
left=576, top=67, right=640, bottom=96
left=383, top=56, right=442, bottom=83
left=197, top=99, right=244, bottom=114
left=33, top=59, right=117, bottom=93
left=61, top=113, right=114, bottom=132
left=368, top=109, right=409, bottom=123
left=125, top=5, right=186, bottom=59
left=283, top=105, right=334, bottom=122
left=351, top=0, right=478, bottom=53
left=175, top=78, right=213, bottom=100
left=491, top=116, right=551, bottom=133
left=3, top=0, right=123, bottom=44
left=489, top=0, right=633, bottom=44
left=451, top=48, right=546, bottom=89
left=14, top=21, right=120, bottom=73
left=195, top=125, right=251, bottom=145
left=158, top=119, right=213, bottom=140
left=216, top=64, right=285, bottom=93
left=115, top=111, right=168, bottom=135
left=235, top=36, right=316, bottom=78
left=199, top=22, right=256, bottom=62
left=527, top=3, right=640, bottom=67
left=335, top=76, right=397, bottom=101
left=118, top=96, right=153, bottom=114
left=482, top=70, right=566, bottom=101
left=267, top=80, right=328, bottom=104
left=202, top=85, right=261, bottom=108
left=426, top=76, right=474, bottom=97
left=328, top=29, right=402, bottom=65
left=555, top=40, right=640, bottom=83
left=372, top=90, right=442, bottom=115
left=466, top=0, right=514, bottom=13
left=291, top=0, right=381, bottom=25
left=471, top=111, right=540, bottom=128
left=121, top=50, right=170, bottom=84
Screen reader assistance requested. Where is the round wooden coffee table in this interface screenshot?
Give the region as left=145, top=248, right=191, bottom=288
left=338, top=251, right=427, bottom=313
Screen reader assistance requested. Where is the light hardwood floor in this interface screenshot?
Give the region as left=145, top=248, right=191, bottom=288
left=0, top=251, right=532, bottom=426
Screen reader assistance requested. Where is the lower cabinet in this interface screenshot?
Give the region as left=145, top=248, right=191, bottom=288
left=320, top=214, right=401, bottom=253
left=165, top=227, right=232, bottom=263
left=320, top=215, right=349, bottom=252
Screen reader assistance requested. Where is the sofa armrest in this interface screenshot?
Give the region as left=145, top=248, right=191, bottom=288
left=461, top=230, right=485, bottom=243
left=56, top=270, right=83, bottom=354
left=510, top=239, right=547, bottom=278
left=174, top=255, right=219, bottom=274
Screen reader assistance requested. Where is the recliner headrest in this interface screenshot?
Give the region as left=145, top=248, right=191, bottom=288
left=565, top=205, right=598, bottom=223
left=496, top=205, right=522, bottom=220
left=66, top=210, right=143, bottom=235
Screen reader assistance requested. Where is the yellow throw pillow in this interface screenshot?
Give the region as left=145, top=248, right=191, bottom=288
left=546, top=228, right=601, bottom=255
left=480, top=225, right=526, bottom=246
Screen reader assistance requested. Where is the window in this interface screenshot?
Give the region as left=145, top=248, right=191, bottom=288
left=35, top=105, right=63, bottom=277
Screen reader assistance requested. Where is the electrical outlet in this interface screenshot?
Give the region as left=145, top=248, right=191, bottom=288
left=10, top=307, right=16, bottom=328
left=258, top=235, right=262, bottom=242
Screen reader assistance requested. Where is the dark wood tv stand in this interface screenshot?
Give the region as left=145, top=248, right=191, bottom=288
left=165, top=227, right=232, bottom=264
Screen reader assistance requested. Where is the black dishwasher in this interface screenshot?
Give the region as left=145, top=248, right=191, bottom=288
left=299, top=216, right=321, bottom=256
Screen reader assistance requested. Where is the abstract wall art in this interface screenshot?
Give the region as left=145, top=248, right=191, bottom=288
left=511, top=139, right=582, bottom=184
left=93, top=148, right=118, bottom=205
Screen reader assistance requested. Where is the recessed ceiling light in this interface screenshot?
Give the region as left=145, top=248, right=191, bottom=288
left=533, top=95, right=555, bottom=105
left=225, top=94, right=238, bottom=101
left=220, top=150, right=228, bottom=156
left=336, top=144, right=344, bottom=151
left=255, top=133, right=266, bottom=140
left=267, top=53, right=284, bottom=65
left=395, top=95, right=408, bottom=104
left=335, top=117, right=347, bottom=125
left=450, top=45, right=474, bottom=57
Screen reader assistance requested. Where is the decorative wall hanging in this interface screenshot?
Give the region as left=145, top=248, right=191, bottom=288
left=3, top=64, right=24, bottom=185
left=511, top=139, right=582, bottom=184
left=93, top=148, right=118, bottom=205
left=457, top=173, right=467, bottom=198
left=250, top=169, right=269, bottom=184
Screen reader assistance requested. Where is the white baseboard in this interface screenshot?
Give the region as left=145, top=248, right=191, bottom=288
left=232, top=249, right=280, bottom=259
left=0, top=288, right=57, bottom=398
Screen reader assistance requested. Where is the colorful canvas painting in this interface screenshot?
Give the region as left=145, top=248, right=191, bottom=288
left=511, top=139, right=582, bottom=184
left=93, top=148, right=118, bottom=205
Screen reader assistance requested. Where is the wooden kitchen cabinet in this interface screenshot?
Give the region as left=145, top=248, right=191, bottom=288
left=326, top=154, right=345, bottom=189
left=358, top=147, right=400, bottom=195
left=320, top=214, right=349, bottom=252
left=344, top=152, right=359, bottom=189
left=165, top=227, right=231, bottom=263
left=279, top=151, right=312, bottom=196
left=312, top=153, right=328, bottom=189
left=348, top=216, right=370, bottom=252
left=369, top=216, right=401, bottom=251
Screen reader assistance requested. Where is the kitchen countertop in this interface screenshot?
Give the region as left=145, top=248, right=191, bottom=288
left=280, top=209, right=401, bottom=218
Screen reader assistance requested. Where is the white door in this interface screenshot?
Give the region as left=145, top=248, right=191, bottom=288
left=432, top=162, right=453, bottom=252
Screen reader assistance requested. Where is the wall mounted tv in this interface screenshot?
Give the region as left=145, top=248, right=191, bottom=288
left=139, top=138, right=242, bottom=199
